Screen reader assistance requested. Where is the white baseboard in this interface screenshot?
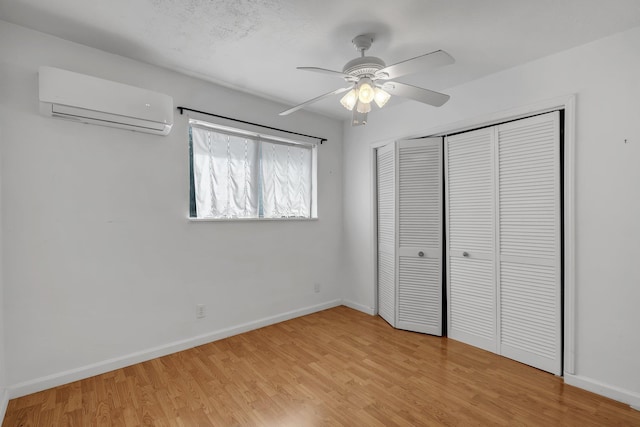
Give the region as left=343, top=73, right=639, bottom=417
left=8, top=299, right=342, bottom=399
left=342, top=299, right=376, bottom=316
left=0, top=388, right=9, bottom=423
left=564, top=373, right=640, bottom=409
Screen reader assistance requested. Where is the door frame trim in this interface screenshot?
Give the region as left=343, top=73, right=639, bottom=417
left=370, top=94, right=576, bottom=375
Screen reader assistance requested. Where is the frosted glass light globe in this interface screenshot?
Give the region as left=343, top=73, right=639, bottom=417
left=374, top=88, right=391, bottom=108
left=358, top=80, right=375, bottom=104
left=340, top=89, right=358, bottom=111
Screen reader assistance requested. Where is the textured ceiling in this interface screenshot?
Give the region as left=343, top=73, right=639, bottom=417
left=1, top=0, right=640, bottom=119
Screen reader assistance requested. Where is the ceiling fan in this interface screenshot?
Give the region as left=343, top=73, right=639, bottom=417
left=279, top=34, right=455, bottom=126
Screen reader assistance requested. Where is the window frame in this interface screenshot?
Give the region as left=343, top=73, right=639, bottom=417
left=188, top=119, right=318, bottom=221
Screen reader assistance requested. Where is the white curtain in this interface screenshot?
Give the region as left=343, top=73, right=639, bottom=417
left=261, top=141, right=312, bottom=218
left=191, top=127, right=259, bottom=218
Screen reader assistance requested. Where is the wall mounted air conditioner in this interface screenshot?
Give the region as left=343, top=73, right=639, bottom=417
left=39, top=66, right=173, bottom=135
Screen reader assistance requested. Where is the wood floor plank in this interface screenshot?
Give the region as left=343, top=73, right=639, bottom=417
left=4, top=306, right=640, bottom=426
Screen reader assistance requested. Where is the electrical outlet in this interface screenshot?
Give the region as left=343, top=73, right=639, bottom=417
left=196, top=304, right=206, bottom=319
left=314, top=283, right=321, bottom=293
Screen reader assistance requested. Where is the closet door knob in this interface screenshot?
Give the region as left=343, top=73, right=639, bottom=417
left=418, top=251, right=425, bottom=257
left=462, top=251, right=469, bottom=257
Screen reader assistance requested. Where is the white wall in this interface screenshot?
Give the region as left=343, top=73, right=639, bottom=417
left=0, top=21, right=344, bottom=393
left=0, top=123, right=7, bottom=417
left=343, top=26, right=640, bottom=406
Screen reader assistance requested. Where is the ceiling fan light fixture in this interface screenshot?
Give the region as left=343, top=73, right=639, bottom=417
left=373, top=87, right=391, bottom=108
left=357, top=78, right=375, bottom=104
left=356, top=99, right=372, bottom=114
left=340, top=88, right=358, bottom=111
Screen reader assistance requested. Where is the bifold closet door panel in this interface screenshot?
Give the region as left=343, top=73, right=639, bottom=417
left=497, top=111, right=562, bottom=375
left=396, top=138, right=442, bottom=335
left=446, top=129, right=497, bottom=352
left=377, top=143, right=396, bottom=327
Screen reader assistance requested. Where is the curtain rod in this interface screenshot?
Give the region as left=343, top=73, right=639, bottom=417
left=177, top=107, right=327, bottom=144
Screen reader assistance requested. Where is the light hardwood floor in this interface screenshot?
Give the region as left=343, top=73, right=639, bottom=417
left=4, top=306, right=640, bottom=426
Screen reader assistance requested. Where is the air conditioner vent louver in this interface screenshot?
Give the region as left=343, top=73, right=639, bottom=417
left=38, top=66, right=173, bottom=136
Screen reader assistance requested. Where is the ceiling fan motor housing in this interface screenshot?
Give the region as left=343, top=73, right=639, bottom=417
left=342, top=56, right=386, bottom=78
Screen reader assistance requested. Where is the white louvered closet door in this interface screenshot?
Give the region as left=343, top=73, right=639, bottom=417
left=377, top=143, right=396, bottom=327
left=396, top=138, right=443, bottom=335
left=446, top=129, right=497, bottom=352
left=496, top=112, right=562, bottom=375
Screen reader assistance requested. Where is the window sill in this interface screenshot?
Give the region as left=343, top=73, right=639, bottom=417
left=188, top=217, right=319, bottom=222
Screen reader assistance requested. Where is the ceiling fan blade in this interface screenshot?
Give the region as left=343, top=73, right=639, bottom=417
left=375, top=50, right=454, bottom=80
left=297, top=67, right=353, bottom=80
left=279, top=86, right=352, bottom=116
left=382, top=81, right=450, bottom=107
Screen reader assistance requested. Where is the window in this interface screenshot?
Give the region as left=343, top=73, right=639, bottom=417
left=189, top=120, right=317, bottom=219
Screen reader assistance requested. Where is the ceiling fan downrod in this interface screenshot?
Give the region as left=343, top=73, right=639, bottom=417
left=352, top=34, right=373, bottom=57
